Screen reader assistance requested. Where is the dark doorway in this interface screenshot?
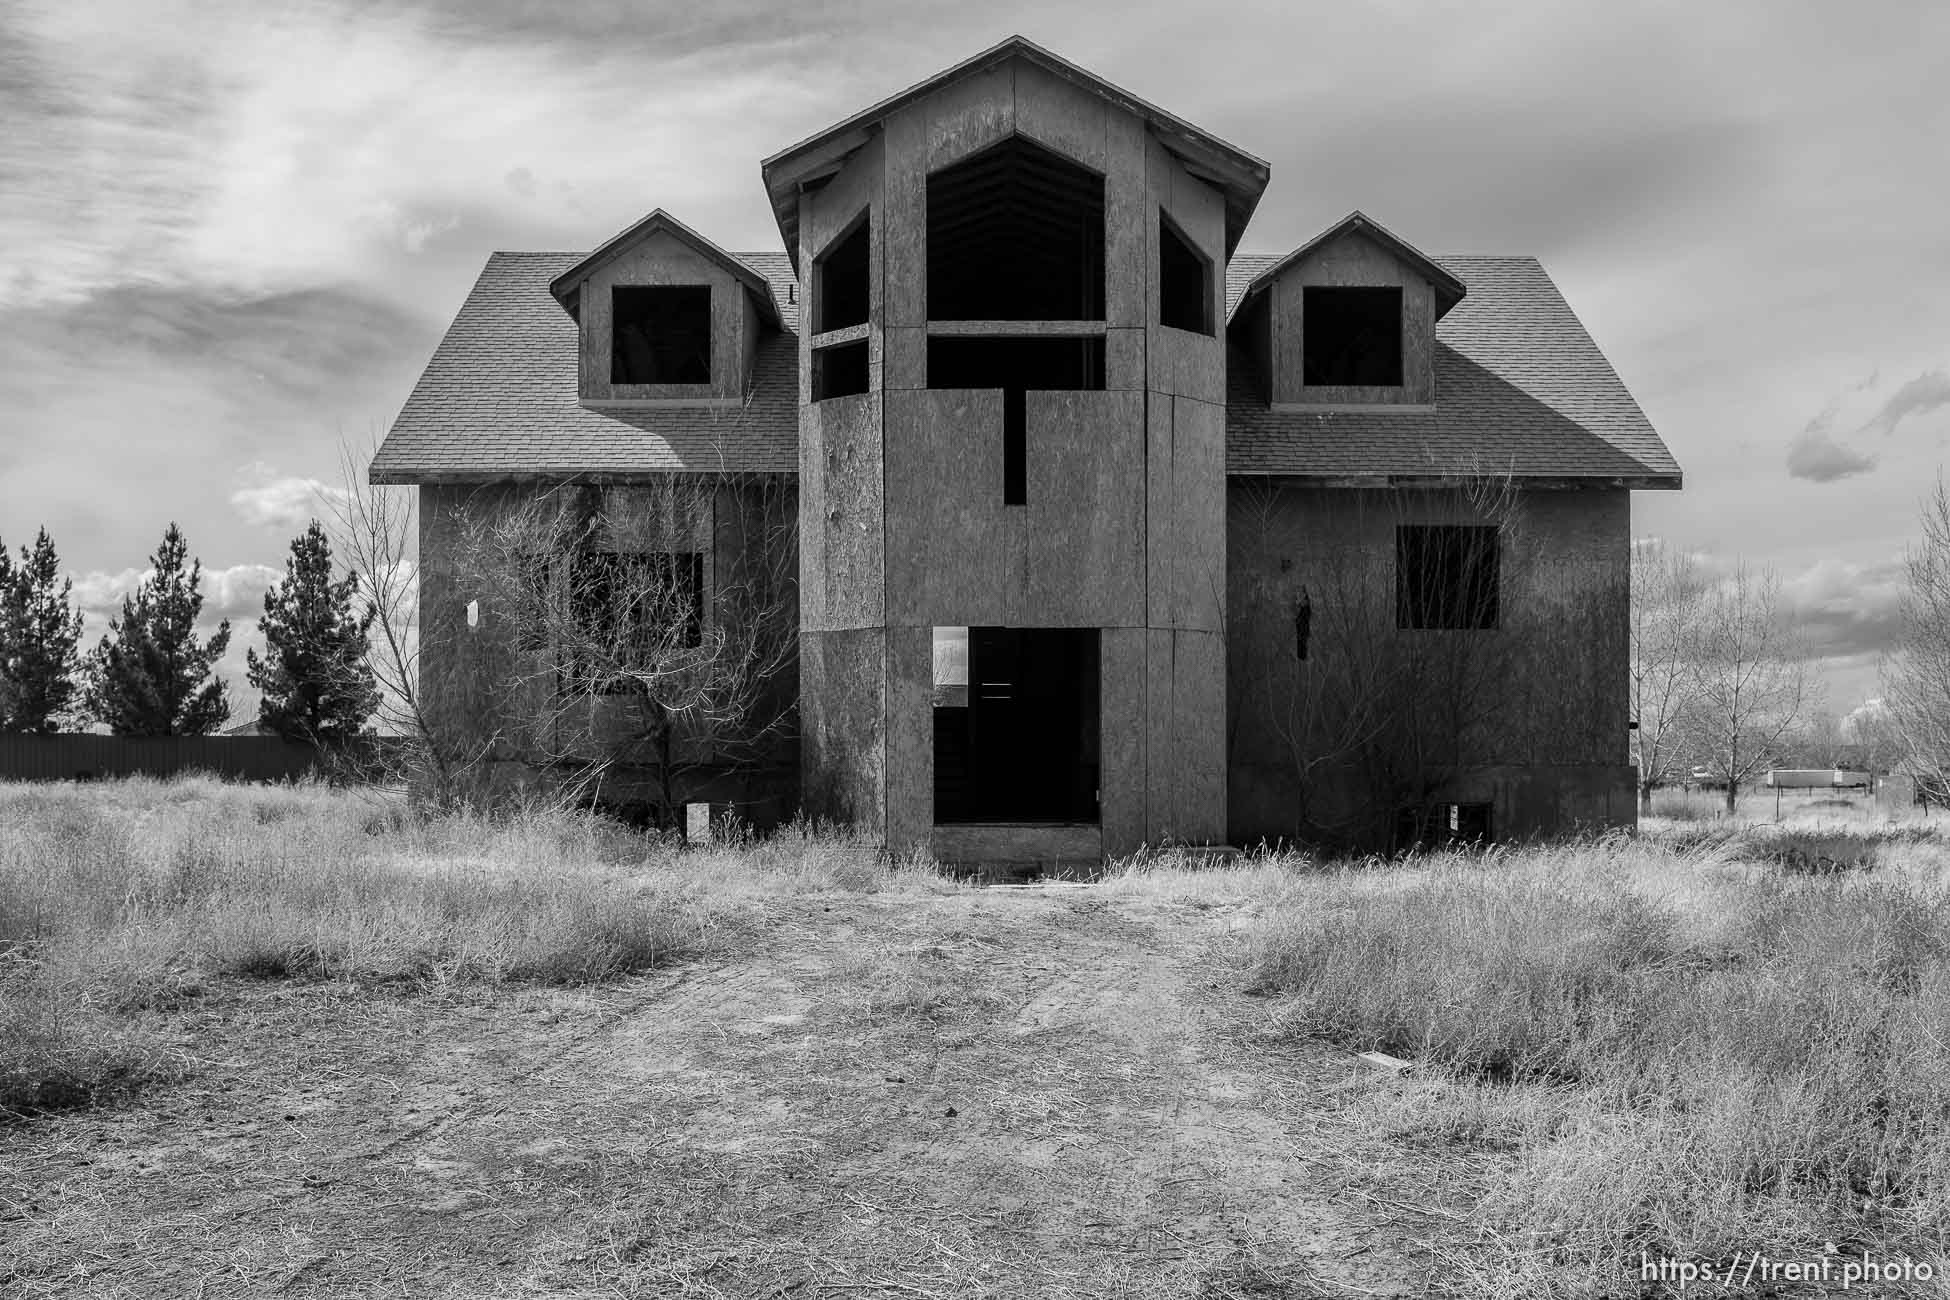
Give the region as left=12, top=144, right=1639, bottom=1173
left=933, top=627, right=1099, bottom=824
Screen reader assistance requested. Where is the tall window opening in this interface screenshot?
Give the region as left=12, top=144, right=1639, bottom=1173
left=814, top=217, right=870, bottom=333
left=1303, top=286, right=1402, bottom=387
left=933, top=626, right=1099, bottom=825
left=611, top=286, right=712, bottom=384
left=927, top=337, right=1105, bottom=505
left=1158, top=214, right=1214, bottom=335
left=927, top=136, right=1105, bottom=321
left=1396, top=525, right=1499, bottom=630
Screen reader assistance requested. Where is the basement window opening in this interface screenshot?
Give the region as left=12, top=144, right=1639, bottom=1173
left=927, top=135, right=1105, bottom=322
left=1397, top=801, right=1493, bottom=849
left=1158, top=213, right=1213, bottom=335
left=611, top=286, right=712, bottom=385
left=1396, top=525, right=1499, bottom=630
left=927, top=336, right=1105, bottom=506
left=812, top=339, right=870, bottom=400
left=933, top=626, right=1099, bottom=826
left=1303, top=286, right=1402, bottom=387
left=814, top=216, right=870, bottom=332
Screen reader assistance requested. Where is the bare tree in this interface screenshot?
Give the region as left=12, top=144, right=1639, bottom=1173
left=1684, top=561, right=1820, bottom=814
left=321, top=440, right=501, bottom=807
left=1628, top=539, right=1706, bottom=812
left=446, top=476, right=797, bottom=827
left=1883, top=474, right=1950, bottom=799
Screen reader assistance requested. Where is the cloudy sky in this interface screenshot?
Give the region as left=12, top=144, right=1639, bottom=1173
left=2, top=0, right=1946, bottom=722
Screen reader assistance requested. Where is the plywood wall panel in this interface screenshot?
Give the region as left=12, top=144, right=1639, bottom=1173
left=883, top=623, right=933, bottom=852
left=1099, top=625, right=1147, bottom=855
left=926, top=63, right=1015, bottom=172
left=1170, top=396, right=1226, bottom=634
left=1102, top=113, right=1148, bottom=328
left=1023, top=390, right=1145, bottom=627
left=1169, top=627, right=1227, bottom=841
left=1145, top=395, right=1174, bottom=630
left=800, top=627, right=886, bottom=832
left=1013, top=61, right=1108, bottom=172
left=807, top=394, right=884, bottom=632
left=882, top=326, right=926, bottom=390
left=882, top=389, right=1008, bottom=628
left=1143, top=625, right=1174, bottom=842
left=882, top=105, right=928, bottom=328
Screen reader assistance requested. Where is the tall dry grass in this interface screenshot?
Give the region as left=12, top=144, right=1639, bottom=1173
left=1247, top=830, right=1950, bottom=1291
left=0, top=774, right=943, bottom=1116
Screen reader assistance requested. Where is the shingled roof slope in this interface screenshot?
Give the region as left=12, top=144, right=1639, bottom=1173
left=1223, top=253, right=1681, bottom=485
left=374, top=247, right=1676, bottom=486
left=369, top=250, right=799, bottom=484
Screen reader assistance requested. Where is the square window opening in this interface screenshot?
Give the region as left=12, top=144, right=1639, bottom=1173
left=611, top=285, right=712, bottom=385
left=812, top=339, right=870, bottom=401
left=567, top=550, right=706, bottom=694
left=1396, top=525, right=1499, bottom=630
left=1303, top=286, right=1402, bottom=387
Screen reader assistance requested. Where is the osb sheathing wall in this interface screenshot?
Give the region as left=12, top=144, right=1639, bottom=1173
left=796, top=52, right=1230, bottom=854
left=1224, top=483, right=1633, bottom=847
left=1266, top=230, right=1438, bottom=407
left=418, top=480, right=799, bottom=812
left=573, top=230, right=762, bottom=404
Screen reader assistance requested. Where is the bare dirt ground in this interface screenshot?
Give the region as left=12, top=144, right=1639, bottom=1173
left=2, top=888, right=1481, bottom=1298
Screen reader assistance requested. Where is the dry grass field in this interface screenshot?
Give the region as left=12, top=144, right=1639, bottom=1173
left=3, top=776, right=1949, bottom=1297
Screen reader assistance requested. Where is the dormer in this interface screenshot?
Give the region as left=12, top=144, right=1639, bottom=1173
left=548, top=209, right=783, bottom=406
left=1230, top=211, right=1465, bottom=410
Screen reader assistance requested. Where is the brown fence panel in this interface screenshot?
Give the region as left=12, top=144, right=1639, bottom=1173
left=0, top=735, right=327, bottom=784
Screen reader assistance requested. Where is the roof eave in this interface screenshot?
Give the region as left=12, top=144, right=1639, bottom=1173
left=544, top=209, right=783, bottom=330
left=759, top=35, right=1270, bottom=263
left=1224, top=470, right=1684, bottom=490
left=1229, top=211, right=1470, bottom=325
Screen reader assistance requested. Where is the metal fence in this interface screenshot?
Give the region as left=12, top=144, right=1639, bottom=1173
left=0, top=735, right=395, bottom=785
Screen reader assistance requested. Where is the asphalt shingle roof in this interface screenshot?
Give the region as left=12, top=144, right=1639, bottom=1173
left=371, top=248, right=1678, bottom=486
left=1222, top=253, right=1680, bottom=484
left=369, top=251, right=800, bottom=483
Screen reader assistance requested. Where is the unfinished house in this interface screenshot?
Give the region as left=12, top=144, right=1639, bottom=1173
left=370, top=36, right=1681, bottom=857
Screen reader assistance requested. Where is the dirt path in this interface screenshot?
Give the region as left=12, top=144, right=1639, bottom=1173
left=2, top=889, right=1457, bottom=1298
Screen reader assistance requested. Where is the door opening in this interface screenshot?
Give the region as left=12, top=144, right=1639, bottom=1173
left=932, top=626, right=1099, bottom=824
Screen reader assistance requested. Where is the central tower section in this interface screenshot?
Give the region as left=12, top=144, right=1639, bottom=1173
left=765, top=40, right=1262, bottom=857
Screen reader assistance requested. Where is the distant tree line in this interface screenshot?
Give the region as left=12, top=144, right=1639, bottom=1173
left=1629, top=545, right=1822, bottom=814
left=0, top=519, right=377, bottom=744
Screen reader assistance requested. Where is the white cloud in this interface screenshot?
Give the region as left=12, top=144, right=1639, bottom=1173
left=1786, top=429, right=1877, bottom=482
left=0, top=0, right=814, bottom=311
left=69, top=561, right=281, bottom=626
left=1868, top=369, right=1950, bottom=436
left=229, top=463, right=347, bottom=530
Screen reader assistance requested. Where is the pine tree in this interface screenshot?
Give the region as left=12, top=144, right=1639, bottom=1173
left=0, top=529, right=85, bottom=733
left=246, top=520, right=379, bottom=745
left=85, top=523, right=232, bottom=736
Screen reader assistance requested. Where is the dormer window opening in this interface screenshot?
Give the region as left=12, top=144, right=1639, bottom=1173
left=1303, top=286, right=1402, bottom=387
left=611, top=285, right=711, bottom=384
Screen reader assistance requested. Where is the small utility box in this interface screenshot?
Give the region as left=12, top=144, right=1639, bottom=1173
left=684, top=802, right=730, bottom=846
